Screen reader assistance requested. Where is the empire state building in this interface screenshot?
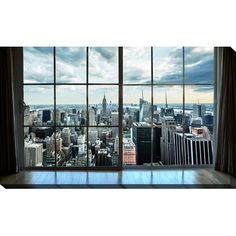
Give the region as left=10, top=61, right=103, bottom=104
left=102, top=93, right=107, bottom=116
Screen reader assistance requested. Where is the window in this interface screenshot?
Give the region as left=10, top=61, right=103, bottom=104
left=24, top=47, right=120, bottom=168
left=24, top=47, right=214, bottom=168
left=123, top=47, right=214, bottom=166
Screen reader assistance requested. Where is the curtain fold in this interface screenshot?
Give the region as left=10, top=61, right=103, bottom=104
left=215, top=47, right=236, bottom=176
left=0, top=47, right=23, bottom=174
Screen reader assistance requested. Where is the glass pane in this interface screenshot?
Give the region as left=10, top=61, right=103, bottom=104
left=185, top=47, right=214, bottom=84
left=183, top=85, right=214, bottom=165
left=88, top=127, right=119, bottom=166
left=24, top=47, right=53, bottom=83
left=153, top=47, right=183, bottom=84
left=55, top=127, right=87, bottom=167
left=123, top=86, right=151, bottom=125
left=130, top=124, right=152, bottom=165
left=88, top=85, right=118, bottom=126
left=24, top=127, right=55, bottom=167
left=123, top=47, right=151, bottom=84
left=123, top=86, right=151, bottom=166
left=153, top=85, right=183, bottom=125
left=56, top=85, right=86, bottom=126
left=153, top=86, right=183, bottom=165
left=24, top=85, right=54, bottom=126
left=185, top=85, right=214, bottom=135
left=56, top=47, right=86, bottom=83
left=89, top=47, right=118, bottom=83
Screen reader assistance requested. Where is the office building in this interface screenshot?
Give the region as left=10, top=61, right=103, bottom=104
left=193, top=104, right=206, bottom=119
left=123, top=138, right=136, bottom=165
left=160, top=116, right=176, bottom=165
left=42, top=110, right=51, bottom=123
left=24, top=142, right=43, bottom=167
left=61, top=128, right=71, bottom=147
left=174, top=133, right=214, bottom=165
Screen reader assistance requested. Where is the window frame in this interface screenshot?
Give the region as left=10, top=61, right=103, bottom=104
left=23, top=47, right=215, bottom=170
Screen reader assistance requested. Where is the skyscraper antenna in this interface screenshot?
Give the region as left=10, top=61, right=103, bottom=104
left=165, top=91, right=168, bottom=108
left=142, top=89, right=144, bottom=100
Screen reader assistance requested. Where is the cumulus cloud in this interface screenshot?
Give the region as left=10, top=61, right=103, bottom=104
left=24, top=47, right=53, bottom=83
left=24, top=47, right=214, bottom=104
left=123, top=47, right=151, bottom=84
left=89, top=47, right=118, bottom=83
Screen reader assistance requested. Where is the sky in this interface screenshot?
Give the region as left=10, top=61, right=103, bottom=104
left=24, top=47, right=214, bottom=105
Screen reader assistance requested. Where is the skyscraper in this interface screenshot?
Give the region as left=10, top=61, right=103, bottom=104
left=89, top=108, right=96, bottom=126
left=160, top=116, right=176, bottom=165
left=193, top=104, right=206, bottom=119
left=111, top=112, right=119, bottom=137
left=61, top=128, right=71, bottom=147
left=24, top=105, right=30, bottom=136
left=204, top=114, right=214, bottom=133
left=24, top=142, right=43, bottom=167
left=132, top=122, right=152, bottom=165
left=174, top=133, right=214, bottom=165
left=123, top=138, right=136, bottom=165
left=102, top=93, right=107, bottom=117
left=140, top=102, right=151, bottom=122
left=42, top=110, right=51, bottom=123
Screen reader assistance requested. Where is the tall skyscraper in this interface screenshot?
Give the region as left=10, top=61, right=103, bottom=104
left=89, top=108, right=96, bottom=126
left=160, top=116, right=176, bottom=165
left=193, top=104, right=206, bottom=119
left=111, top=112, right=119, bottom=137
left=132, top=122, right=152, bottom=165
left=140, top=102, right=151, bottom=122
left=102, top=94, right=107, bottom=117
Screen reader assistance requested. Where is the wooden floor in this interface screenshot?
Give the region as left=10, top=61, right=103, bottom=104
left=1, top=168, right=236, bottom=188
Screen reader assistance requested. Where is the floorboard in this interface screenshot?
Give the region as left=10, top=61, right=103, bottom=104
left=0, top=168, right=236, bottom=188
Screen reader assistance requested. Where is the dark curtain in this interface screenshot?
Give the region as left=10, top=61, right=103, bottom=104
left=0, top=47, right=23, bottom=174
left=215, top=47, right=236, bottom=176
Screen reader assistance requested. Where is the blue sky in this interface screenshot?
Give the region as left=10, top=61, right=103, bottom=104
left=24, top=47, right=214, bottom=105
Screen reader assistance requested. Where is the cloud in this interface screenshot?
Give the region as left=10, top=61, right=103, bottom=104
left=56, top=47, right=85, bottom=64
left=185, top=58, right=213, bottom=84
left=24, top=47, right=214, bottom=105
left=92, top=47, right=116, bottom=61
left=191, top=85, right=214, bottom=93
left=24, top=47, right=53, bottom=83
left=123, top=47, right=151, bottom=83
left=153, top=47, right=213, bottom=84
left=89, top=47, right=118, bottom=83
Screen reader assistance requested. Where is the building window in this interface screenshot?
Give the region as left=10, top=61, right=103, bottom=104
left=24, top=47, right=214, bottom=168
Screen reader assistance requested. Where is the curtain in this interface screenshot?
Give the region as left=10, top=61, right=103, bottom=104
left=0, top=47, right=23, bottom=174
left=215, top=47, right=236, bottom=176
